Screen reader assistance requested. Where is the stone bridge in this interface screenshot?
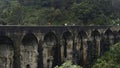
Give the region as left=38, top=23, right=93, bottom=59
left=0, top=25, right=120, bottom=68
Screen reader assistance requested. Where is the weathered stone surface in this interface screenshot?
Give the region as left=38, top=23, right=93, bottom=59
left=0, top=26, right=119, bottom=68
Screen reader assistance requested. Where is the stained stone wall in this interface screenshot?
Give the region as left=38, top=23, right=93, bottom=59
left=0, top=36, right=14, bottom=68
left=42, top=32, right=58, bottom=68
left=20, top=33, right=38, bottom=68
left=0, top=26, right=120, bottom=68
left=61, top=31, right=73, bottom=61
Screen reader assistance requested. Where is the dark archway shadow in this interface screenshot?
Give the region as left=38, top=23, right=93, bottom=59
left=76, top=31, right=87, bottom=67
left=62, top=31, right=72, bottom=59
left=43, top=32, right=59, bottom=68
left=90, top=30, right=101, bottom=66
left=0, top=36, right=14, bottom=68
left=21, top=33, right=38, bottom=68
left=102, top=28, right=113, bottom=53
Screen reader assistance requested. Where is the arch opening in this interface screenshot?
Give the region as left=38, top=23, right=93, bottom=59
left=22, top=33, right=38, bottom=46
left=104, top=29, right=114, bottom=45
left=91, top=30, right=101, bottom=63
left=0, top=36, right=13, bottom=45
left=105, top=28, right=113, bottom=36
left=77, top=31, right=87, bottom=50
left=21, top=33, right=38, bottom=68
left=62, top=31, right=72, bottom=41
left=43, top=32, right=58, bottom=68
left=77, top=31, right=87, bottom=52
left=62, top=31, right=73, bottom=59
left=102, top=28, right=114, bottom=55
left=44, top=32, right=57, bottom=46
left=78, top=31, right=87, bottom=39
left=91, top=30, right=100, bottom=39
left=75, top=31, right=87, bottom=66
left=0, top=36, right=14, bottom=68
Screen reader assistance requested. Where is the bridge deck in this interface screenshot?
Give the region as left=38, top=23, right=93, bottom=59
left=0, top=25, right=114, bottom=33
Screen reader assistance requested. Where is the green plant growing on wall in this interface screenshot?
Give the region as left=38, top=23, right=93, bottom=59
left=55, top=61, right=82, bottom=68
left=92, top=43, right=120, bottom=68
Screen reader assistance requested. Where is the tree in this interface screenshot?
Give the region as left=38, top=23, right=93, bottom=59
left=71, top=1, right=97, bottom=25
left=55, top=61, right=82, bottom=68
left=92, top=43, right=120, bottom=68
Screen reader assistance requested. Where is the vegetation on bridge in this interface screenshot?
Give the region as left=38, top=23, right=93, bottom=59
left=55, top=42, right=120, bottom=68
left=55, top=61, right=82, bottom=68
left=0, top=0, right=120, bottom=25
left=92, top=42, right=120, bottom=68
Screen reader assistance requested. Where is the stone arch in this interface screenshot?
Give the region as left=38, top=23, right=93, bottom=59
left=43, top=32, right=58, bottom=68
left=78, top=31, right=87, bottom=39
left=62, top=31, right=72, bottom=41
left=61, top=31, right=73, bottom=62
left=0, top=36, right=14, bottom=68
left=91, top=30, right=101, bottom=55
left=22, top=33, right=38, bottom=46
left=104, top=28, right=114, bottom=45
left=77, top=31, right=87, bottom=52
left=21, top=33, right=38, bottom=68
left=91, top=30, right=101, bottom=64
left=105, top=28, right=113, bottom=37
left=77, top=31, right=88, bottom=67
left=44, top=32, right=57, bottom=47
left=91, top=30, right=100, bottom=38
left=102, top=28, right=114, bottom=53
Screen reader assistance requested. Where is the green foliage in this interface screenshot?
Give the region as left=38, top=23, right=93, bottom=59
left=71, top=0, right=114, bottom=25
left=0, top=1, right=23, bottom=25
left=92, top=43, right=120, bottom=68
left=112, top=19, right=120, bottom=25
left=0, top=0, right=119, bottom=25
left=55, top=61, right=82, bottom=68
left=71, top=2, right=96, bottom=25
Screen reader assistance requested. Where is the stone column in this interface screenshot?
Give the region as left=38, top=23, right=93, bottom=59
left=60, top=39, right=73, bottom=63
left=43, top=47, right=48, bottom=68
left=82, top=38, right=88, bottom=68
left=43, top=44, right=54, bottom=68
left=66, top=40, right=73, bottom=60
left=74, top=38, right=81, bottom=65
left=60, top=40, right=65, bottom=63
left=95, top=37, right=101, bottom=57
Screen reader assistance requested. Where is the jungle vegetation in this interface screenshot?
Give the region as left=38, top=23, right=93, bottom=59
left=0, top=0, right=120, bottom=25
left=0, top=0, right=120, bottom=68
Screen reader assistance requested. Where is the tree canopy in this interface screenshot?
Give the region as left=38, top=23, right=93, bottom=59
left=92, top=42, right=120, bottom=68
left=0, top=0, right=120, bottom=25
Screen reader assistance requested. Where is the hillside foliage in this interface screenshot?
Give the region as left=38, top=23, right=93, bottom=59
left=92, top=43, right=120, bottom=68
left=0, top=0, right=120, bottom=25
